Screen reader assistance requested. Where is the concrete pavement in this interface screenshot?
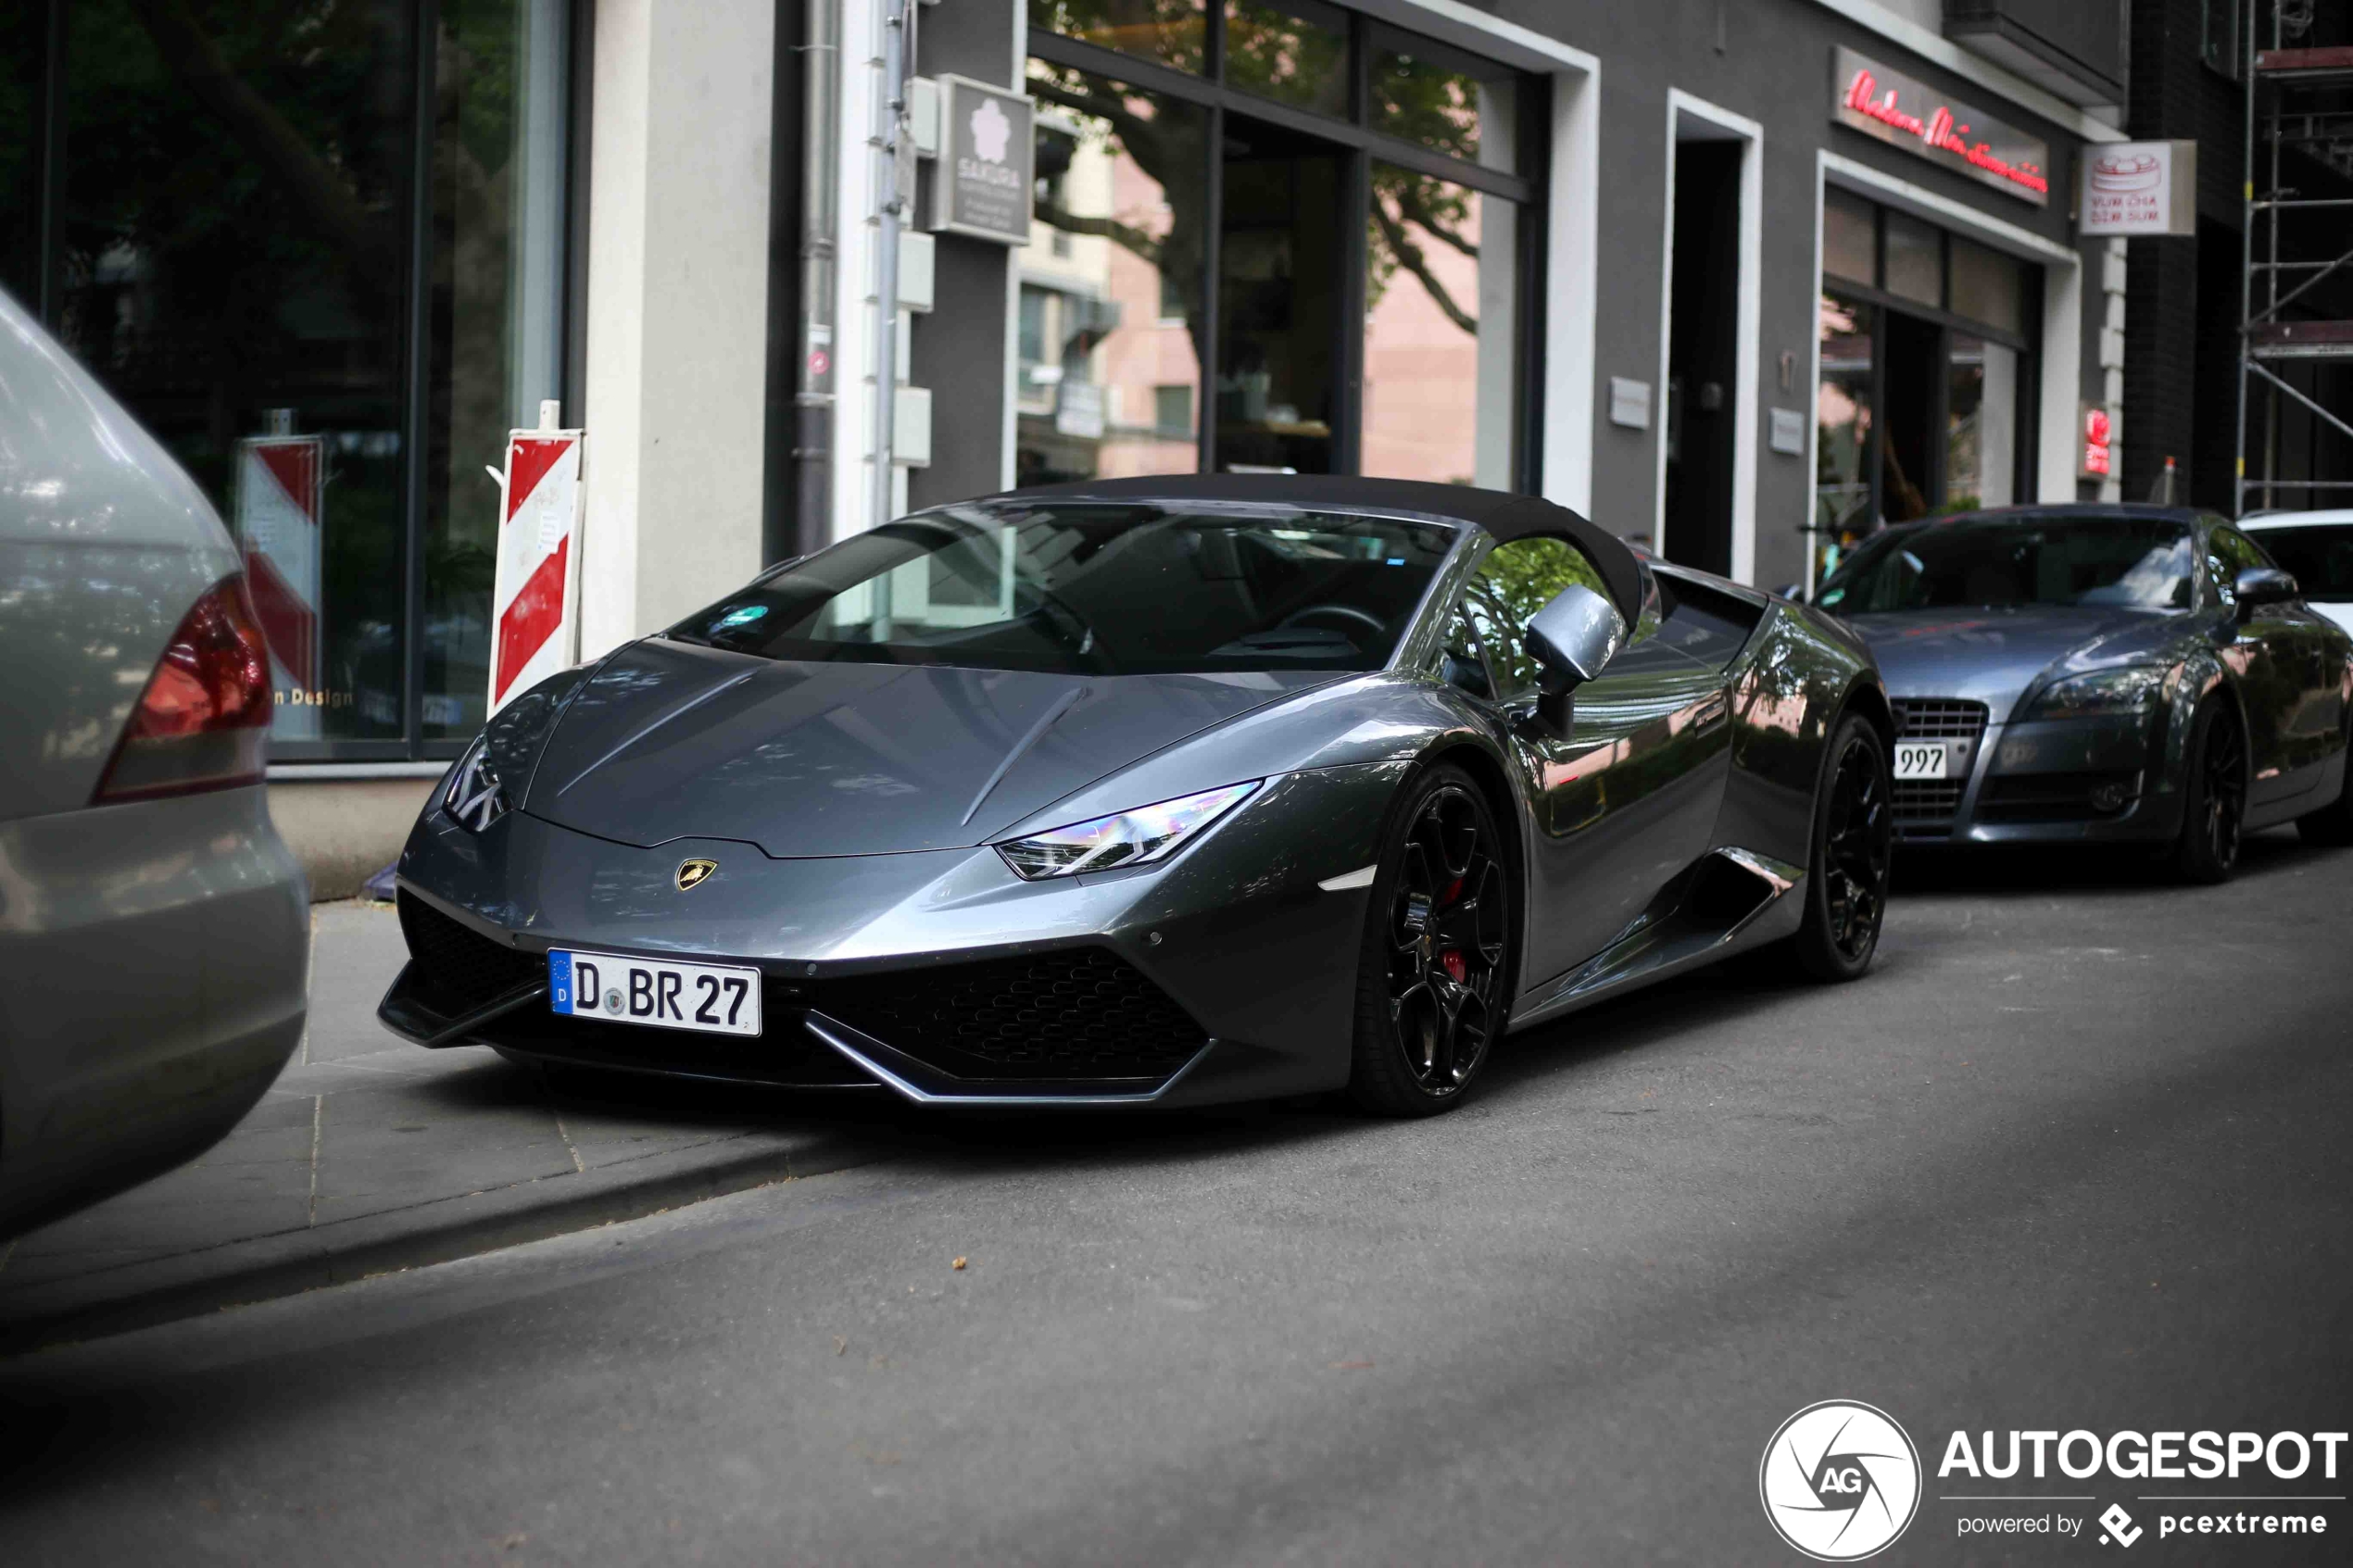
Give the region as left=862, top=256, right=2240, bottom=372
left=0, top=903, right=883, bottom=1348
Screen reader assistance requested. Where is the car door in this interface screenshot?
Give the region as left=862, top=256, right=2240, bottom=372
left=2209, top=523, right=2333, bottom=806
left=1466, top=544, right=1732, bottom=992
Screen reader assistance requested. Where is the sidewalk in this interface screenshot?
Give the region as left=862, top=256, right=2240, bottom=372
left=0, top=903, right=887, bottom=1350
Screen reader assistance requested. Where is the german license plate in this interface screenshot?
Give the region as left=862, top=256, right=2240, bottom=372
left=548, top=949, right=761, bottom=1036
left=1893, top=740, right=1953, bottom=780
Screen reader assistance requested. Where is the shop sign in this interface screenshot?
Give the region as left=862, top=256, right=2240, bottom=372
left=488, top=412, right=585, bottom=715
left=2080, top=140, right=2197, bottom=237
left=1831, top=47, right=2051, bottom=207
left=927, top=74, right=1034, bottom=245
left=233, top=432, right=325, bottom=741
left=2080, top=405, right=2114, bottom=480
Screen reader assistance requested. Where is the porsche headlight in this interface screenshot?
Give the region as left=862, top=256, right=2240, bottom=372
left=442, top=738, right=510, bottom=833
left=996, top=782, right=1259, bottom=880
left=2022, top=665, right=2170, bottom=722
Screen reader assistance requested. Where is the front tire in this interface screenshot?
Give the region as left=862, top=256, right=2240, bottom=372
left=2174, top=697, right=2246, bottom=884
left=1790, top=710, right=1893, bottom=983
left=1346, top=765, right=1513, bottom=1118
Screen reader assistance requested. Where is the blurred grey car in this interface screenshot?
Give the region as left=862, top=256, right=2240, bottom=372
left=1813, top=505, right=2353, bottom=881
left=0, top=289, right=308, bottom=1238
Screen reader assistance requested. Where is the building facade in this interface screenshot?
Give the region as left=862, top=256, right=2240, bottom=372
left=2, top=0, right=2144, bottom=889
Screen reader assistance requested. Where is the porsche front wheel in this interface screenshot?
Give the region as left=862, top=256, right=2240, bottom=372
left=1347, top=765, right=1513, bottom=1117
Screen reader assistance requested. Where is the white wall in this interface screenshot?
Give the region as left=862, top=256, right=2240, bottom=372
left=580, top=0, right=776, bottom=658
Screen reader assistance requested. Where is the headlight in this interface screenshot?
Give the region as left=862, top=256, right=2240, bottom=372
left=996, top=781, right=1259, bottom=880
left=442, top=739, right=510, bottom=833
left=2022, top=665, right=2170, bottom=722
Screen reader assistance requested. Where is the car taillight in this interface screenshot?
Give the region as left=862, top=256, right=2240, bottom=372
left=92, top=574, right=273, bottom=803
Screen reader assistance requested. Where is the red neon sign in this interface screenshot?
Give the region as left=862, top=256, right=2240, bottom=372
left=1843, top=69, right=2049, bottom=198
left=2082, top=408, right=2113, bottom=478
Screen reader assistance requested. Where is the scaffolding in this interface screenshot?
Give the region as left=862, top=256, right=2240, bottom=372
left=2237, top=2, right=2353, bottom=514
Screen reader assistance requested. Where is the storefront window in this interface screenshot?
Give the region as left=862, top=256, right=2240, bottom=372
left=1822, top=186, right=1875, bottom=287
left=1370, top=36, right=1514, bottom=173
left=8, top=0, right=573, bottom=760
left=424, top=0, right=572, bottom=741
left=1882, top=210, right=1942, bottom=308
left=1029, top=0, right=1207, bottom=74
left=1817, top=293, right=1876, bottom=583
left=58, top=0, right=420, bottom=752
left=1362, top=171, right=1517, bottom=487
left=1022, top=65, right=1208, bottom=484
left=1226, top=0, right=1350, bottom=119
left=1949, top=237, right=2023, bottom=338
left=1946, top=334, right=2018, bottom=512
left=1026, top=4, right=1534, bottom=489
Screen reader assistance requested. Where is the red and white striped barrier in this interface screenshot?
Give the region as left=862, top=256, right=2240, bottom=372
left=488, top=407, right=585, bottom=715
left=234, top=432, right=325, bottom=740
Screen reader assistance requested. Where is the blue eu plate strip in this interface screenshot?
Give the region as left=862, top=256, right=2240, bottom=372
left=548, top=950, right=574, bottom=1014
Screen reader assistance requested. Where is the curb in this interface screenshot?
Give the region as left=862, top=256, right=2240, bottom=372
left=0, top=1130, right=881, bottom=1356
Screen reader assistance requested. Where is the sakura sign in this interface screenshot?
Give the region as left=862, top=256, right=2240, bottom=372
left=1831, top=47, right=2051, bottom=207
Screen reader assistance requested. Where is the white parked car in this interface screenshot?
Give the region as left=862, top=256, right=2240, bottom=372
left=2242, top=508, right=2353, bottom=636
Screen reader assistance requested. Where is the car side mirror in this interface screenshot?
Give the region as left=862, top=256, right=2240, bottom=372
left=1525, top=583, right=1627, bottom=736
left=2234, top=566, right=2298, bottom=614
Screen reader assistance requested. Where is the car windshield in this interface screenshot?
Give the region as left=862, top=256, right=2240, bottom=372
left=666, top=500, right=1461, bottom=675
left=2250, top=522, right=2353, bottom=600
left=1816, top=513, right=2197, bottom=614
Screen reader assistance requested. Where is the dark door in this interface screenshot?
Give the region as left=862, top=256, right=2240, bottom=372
left=2215, top=525, right=2342, bottom=802
left=1878, top=311, right=1942, bottom=523
left=1663, top=140, right=1742, bottom=577
left=1216, top=118, right=1346, bottom=476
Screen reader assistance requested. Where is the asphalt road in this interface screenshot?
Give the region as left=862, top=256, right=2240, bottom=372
left=3, top=834, right=2350, bottom=1565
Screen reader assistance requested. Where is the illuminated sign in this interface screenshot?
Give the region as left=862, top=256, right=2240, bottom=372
left=1831, top=47, right=2051, bottom=207
left=2081, top=405, right=2114, bottom=479
left=926, top=75, right=1035, bottom=246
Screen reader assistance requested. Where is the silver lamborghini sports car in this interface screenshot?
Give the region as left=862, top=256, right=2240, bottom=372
left=381, top=477, right=1892, bottom=1115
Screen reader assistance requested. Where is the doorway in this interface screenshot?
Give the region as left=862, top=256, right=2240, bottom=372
left=1215, top=117, right=1347, bottom=475
left=1663, top=138, right=1742, bottom=575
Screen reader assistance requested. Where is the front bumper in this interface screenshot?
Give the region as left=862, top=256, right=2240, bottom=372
left=1893, top=701, right=2183, bottom=847
left=379, top=766, right=1400, bottom=1107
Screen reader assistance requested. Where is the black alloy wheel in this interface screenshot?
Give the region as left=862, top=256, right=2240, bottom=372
left=2175, top=697, right=2246, bottom=884
left=1792, top=711, right=1893, bottom=982
left=1348, top=766, right=1511, bottom=1116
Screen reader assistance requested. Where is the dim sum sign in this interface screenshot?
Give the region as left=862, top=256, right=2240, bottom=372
left=1831, top=46, right=2051, bottom=207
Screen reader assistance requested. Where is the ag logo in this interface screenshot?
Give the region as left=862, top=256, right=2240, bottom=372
left=674, top=858, right=718, bottom=892
left=1759, top=1400, right=1921, bottom=1561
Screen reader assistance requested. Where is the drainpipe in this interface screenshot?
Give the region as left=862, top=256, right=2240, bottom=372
left=868, top=0, right=913, bottom=542
left=794, top=0, right=840, bottom=553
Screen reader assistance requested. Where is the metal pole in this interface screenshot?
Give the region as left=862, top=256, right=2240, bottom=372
left=795, top=0, right=841, bottom=554
left=869, top=0, right=911, bottom=544
left=2234, top=0, right=2258, bottom=517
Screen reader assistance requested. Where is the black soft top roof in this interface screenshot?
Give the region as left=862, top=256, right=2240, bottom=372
left=995, top=473, right=1642, bottom=623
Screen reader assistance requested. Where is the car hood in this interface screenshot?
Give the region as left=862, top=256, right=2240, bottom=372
left=522, top=639, right=1336, bottom=857
left=1841, top=605, right=2190, bottom=709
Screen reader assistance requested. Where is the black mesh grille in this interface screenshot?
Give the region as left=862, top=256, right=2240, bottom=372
left=1894, top=779, right=1965, bottom=827
left=818, top=948, right=1208, bottom=1082
left=1894, top=697, right=1989, bottom=740
left=398, top=892, right=543, bottom=1014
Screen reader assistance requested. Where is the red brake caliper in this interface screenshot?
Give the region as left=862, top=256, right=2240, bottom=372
left=1439, top=875, right=1467, bottom=982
